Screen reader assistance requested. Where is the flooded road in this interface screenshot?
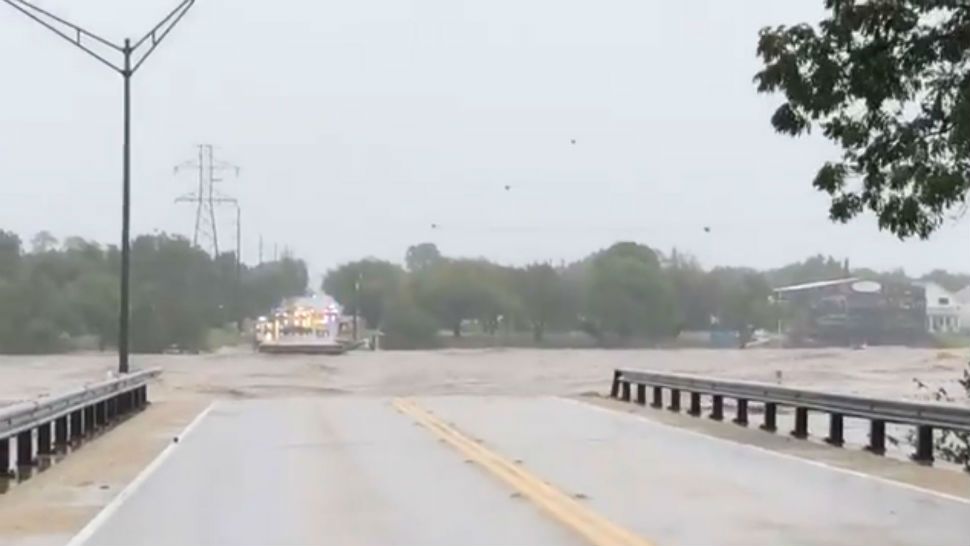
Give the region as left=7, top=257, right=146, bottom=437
left=1, top=346, right=967, bottom=402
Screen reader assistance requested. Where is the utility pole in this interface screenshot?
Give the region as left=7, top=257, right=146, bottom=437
left=353, top=273, right=361, bottom=341
left=258, top=235, right=264, bottom=265
left=174, top=145, right=240, bottom=257
left=2, top=0, right=198, bottom=374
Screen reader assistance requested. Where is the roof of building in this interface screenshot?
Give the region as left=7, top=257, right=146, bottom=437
left=773, top=277, right=859, bottom=294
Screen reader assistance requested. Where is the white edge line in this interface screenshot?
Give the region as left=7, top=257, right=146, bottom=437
left=567, top=398, right=970, bottom=506
left=65, top=401, right=219, bottom=546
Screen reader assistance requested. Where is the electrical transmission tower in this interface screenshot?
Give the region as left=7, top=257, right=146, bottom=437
left=174, top=145, right=240, bottom=257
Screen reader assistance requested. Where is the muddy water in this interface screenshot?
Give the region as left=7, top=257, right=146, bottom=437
left=1, top=346, right=967, bottom=402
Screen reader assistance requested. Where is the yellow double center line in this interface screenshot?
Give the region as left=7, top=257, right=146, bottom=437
left=393, top=399, right=655, bottom=546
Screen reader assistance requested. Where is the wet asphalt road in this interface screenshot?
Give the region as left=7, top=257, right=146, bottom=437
left=71, top=397, right=969, bottom=546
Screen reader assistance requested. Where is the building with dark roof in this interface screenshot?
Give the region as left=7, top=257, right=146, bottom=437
left=774, top=278, right=926, bottom=346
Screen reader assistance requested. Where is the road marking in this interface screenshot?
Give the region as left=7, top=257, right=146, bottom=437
left=572, top=398, right=970, bottom=506
left=65, top=401, right=217, bottom=546
left=393, top=398, right=656, bottom=546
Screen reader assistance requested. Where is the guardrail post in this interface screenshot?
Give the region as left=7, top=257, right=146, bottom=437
left=867, top=420, right=886, bottom=455
left=55, top=417, right=69, bottom=452
left=139, top=385, right=148, bottom=408
left=16, top=430, right=33, bottom=469
left=0, top=438, right=10, bottom=477
left=70, top=410, right=83, bottom=444
left=792, top=407, right=809, bottom=439
left=826, top=414, right=844, bottom=447
left=98, top=401, right=107, bottom=427
left=710, top=395, right=724, bottom=421
left=84, top=405, right=96, bottom=434
left=37, top=423, right=52, bottom=456
left=761, top=403, right=777, bottom=432
left=912, top=425, right=934, bottom=465
left=734, top=399, right=749, bottom=426
left=620, top=381, right=631, bottom=402
left=635, top=384, right=646, bottom=405
left=651, top=386, right=663, bottom=408
left=610, top=371, right=620, bottom=398
left=668, top=389, right=681, bottom=412
left=688, top=392, right=701, bottom=416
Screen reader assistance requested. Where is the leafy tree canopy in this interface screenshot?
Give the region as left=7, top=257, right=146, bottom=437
left=756, top=1, right=970, bottom=238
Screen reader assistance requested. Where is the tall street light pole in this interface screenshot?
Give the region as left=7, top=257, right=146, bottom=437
left=2, top=0, right=198, bottom=374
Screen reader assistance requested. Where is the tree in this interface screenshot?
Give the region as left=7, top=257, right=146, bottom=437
left=412, top=259, right=519, bottom=338
left=241, top=258, right=310, bottom=319
left=756, top=2, right=970, bottom=238
left=381, top=291, right=440, bottom=349
left=666, top=251, right=718, bottom=331
left=515, top=263, right=568, bottom=342
left=0, top=230, right=21, bottom=280
left=405, top=242, right=442, bottom=272
left=767, top=255, right=848, bottom=288
left=322, top=259, right=405, bottom=330
left=709, top=268, right=775, bottom=344
left=31, top=230, right=57, bottom=253
left=583, top=243, right=677, bottom=341
left=921, top=269, right=970, bottom=293
left=0, top=229, right=310, bottom=355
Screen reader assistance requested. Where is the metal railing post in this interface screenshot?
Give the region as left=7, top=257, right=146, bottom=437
left=761, top=402, right=777, bottom=432
left=37, top=423, right=52, bottom=456
left=912, top=426, right=934, bottom=465
left=84, top=405, right=96, bottom=435
left=668, top=389, right=681, bottom=412
left=610, top=370, right=620, bottom=398
left=16, top=430, right=33, bottom=469
left=867, top=420, right=886, bottom=455
left=734, top=399, right=749, bottom=426
left=70, top=410, right=83, bottom=444
left=792, top=407, right=809, bottom=439
left=636, top=384, right=647, bottom=405
left=688, top=392, right=702, bottom=416
left=55, top=416, right=69, bottom=452
left=651, top=386, right=663, bottom=408
left=710, top=395, right=724, bottom=421
left=826, top=414, right=844, bottom=447
left=0, top=439, right=9, bottom=477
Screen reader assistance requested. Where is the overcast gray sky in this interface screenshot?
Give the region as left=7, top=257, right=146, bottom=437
left=1, top=0, right=967, bottom=279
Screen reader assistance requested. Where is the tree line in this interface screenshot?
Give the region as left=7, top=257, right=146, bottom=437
left=0, top=230, right=308, bottom=354
left=324, top=242, right=965, bottom=349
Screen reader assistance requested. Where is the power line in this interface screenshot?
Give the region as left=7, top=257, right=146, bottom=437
left=174, top=144, right=240, bottom=258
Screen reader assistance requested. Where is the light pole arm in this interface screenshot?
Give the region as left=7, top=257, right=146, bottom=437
left=130, top=0, right=196, bottom=74
left=1, top=0, right=123, bottom=72
left=2, top=0, right=197, bottom=75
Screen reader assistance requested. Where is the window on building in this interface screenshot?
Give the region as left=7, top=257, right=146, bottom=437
left=939, top=297, right=950, bottom=305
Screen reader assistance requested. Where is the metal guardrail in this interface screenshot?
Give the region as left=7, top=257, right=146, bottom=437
left=611, top=369, right=970, bottom=466
left=0, top=368, right=160, bottom=483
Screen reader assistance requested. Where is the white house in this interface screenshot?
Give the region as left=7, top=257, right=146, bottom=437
left=956, top=285, right=970, bottom=332
left=920, top=282, right=961, bottom=334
